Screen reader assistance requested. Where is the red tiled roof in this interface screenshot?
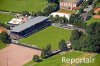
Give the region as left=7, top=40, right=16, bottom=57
left=94, top=8, right=100, bottom=14
left=94, top=15, right=100, bottom=19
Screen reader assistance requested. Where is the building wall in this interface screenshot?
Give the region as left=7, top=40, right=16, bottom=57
left=60, top=2, right=77, bottom=9
left=77, top=0, right=83, bottom=6
left=60, top=0, right=83, bottom=10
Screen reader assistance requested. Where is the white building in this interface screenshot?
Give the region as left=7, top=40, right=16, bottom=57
left=50, top=12, right=71, bottom=20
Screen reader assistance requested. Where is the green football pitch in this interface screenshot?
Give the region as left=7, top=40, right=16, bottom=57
left=19, top=26, right=72, bottom=50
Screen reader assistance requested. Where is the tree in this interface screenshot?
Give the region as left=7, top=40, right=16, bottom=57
left=0, top=22, right=10, bottom=29
left=55, top=0, right=60, bottom=4
left=87, top=0, right=93, bottom=5
left=46, top=44, right=52, bottom=56
left=79, top=34, right=87, bottom=51
left=69, top=14, right=86, bottom=28
left=70, top=30, right=84, bottom=50
left=47, top=0, right=51, bottom=3
left=69, top=14, right=75, bottom=24
left=41, top=44, right=52, bottom=59
left=22, top=11, right=30, bottom=16
left=47, top=0, right=60, bottom=4
left=78, top=8, right=83, bottom=14
left=31, top=12, right=36, bottom=17
left=86, top=22, right=100, bottom=52
left=54, top=15, right=60, bottom=23
left=60, top=16, right=68, bottom=25
left=36, top=11, right=44, bottom=16
left=33, top=55, right=40, bottom=62
left=58, top=39, right=67, bottom=51
left=71, top=22, right=100, bottom=53
left=70, top=30, right=81, bottom=42
left=0, top=32, right=10, bottom=44
left=49, top=15, right=55, bottom=23
left=41, top=50, right=46, bottom=59
left=43, top=3, right=58, bottom=16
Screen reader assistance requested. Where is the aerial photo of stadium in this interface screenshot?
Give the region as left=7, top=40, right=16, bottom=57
left=0, top=0, right=100, bottom=66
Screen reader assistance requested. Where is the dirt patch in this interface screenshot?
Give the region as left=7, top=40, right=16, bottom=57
left=0, top=44, right=41, bottom=66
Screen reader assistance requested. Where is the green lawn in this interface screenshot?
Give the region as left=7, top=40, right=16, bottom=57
left=80, top=54, right=100, bottom=66
left=24, top=51, right=83, bottom=66
left=86, top=18, right=100, bottom=25
left=0, top=41, right=6, bottom=50
left=24, top=51, right=98, bottom=66
left=19, top=26, right=72, bottom=50
left=0, top=13, right=14, bottom=24
left=58, top=9, right=77, bottom=14
left=96, top=2, right=100, bottom=7
left=0, top=0, right=47, bottom=12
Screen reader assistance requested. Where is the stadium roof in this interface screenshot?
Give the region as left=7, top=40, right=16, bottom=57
left=11, top=16, right=48, bottom=32
left=8, top=18, right=22, bottom=25
left=61, top=0, right=81, bottom=3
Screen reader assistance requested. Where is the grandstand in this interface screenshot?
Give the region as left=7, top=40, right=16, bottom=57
left=10, top=16, right=50, bottom=40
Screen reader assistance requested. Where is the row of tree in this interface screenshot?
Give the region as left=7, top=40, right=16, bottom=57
left=33, top=39, right=68, bottom=62
left=49, top=14, right=86, bottom=28
left=70, top=22, right=100, bottom=53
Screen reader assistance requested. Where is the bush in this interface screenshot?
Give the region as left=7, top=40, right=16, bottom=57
left=33, top=55, right=40, bottom=62
left=58, top=39, right=67, bottom=51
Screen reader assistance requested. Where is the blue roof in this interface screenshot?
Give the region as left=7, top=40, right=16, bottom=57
left=11, top=16, right=48, bottom=32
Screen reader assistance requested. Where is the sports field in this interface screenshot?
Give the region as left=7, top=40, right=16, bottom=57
left=24, top=51, right=97, bottom=66
left=19, top=26, right=72, bottom=50
left=0, top=0, right=47, bottom=12
left=0, top=13, right=14, bottom=24
left=0, top=44, right=41, bottom=66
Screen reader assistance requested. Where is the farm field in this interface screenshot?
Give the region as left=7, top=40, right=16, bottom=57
left=19, top=26, right=72, bottom=50
left=0, top=13, right=14, bottom=24
left=0, top=0, right=47, bottom=12
left=86, top=18, right=100, bottom=25
left=24, top=51, right=97, bottom=66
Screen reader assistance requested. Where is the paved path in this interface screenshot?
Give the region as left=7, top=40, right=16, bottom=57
left=0, top=44, right=41, bottom=66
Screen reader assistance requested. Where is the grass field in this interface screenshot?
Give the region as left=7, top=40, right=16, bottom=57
left=96, top=2, right=100, bottom=7
left=24, top=51, right=83, bottom=66
left=80, top=54, right=100, bottom=66
left=86, top=18, right=100, bottom=25
left=0, top=13, right=14, bottom=24
left=0, top=0, right=47, bottom=12
left=24, top=51, right=98, bottom=66
left=0, top=42, right=6, bottom=50
left=58, top=9, right=77, bottom=14
left=19, top=26, right=72, bottom=50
